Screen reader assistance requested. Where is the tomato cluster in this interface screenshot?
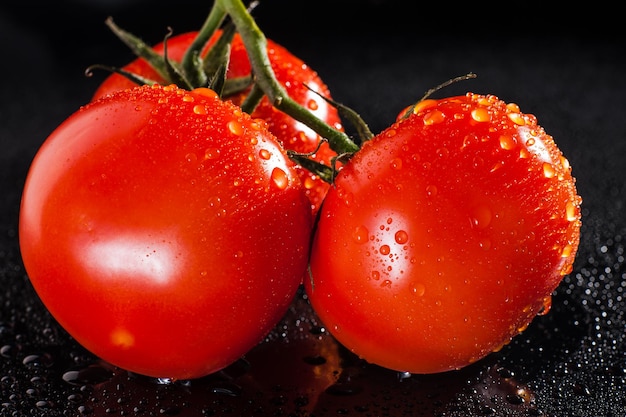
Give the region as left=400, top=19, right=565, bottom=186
left=18, top=0, right=582, bottom=380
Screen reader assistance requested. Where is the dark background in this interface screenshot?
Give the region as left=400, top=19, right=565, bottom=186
left=1, top=1, right=625, bottom=416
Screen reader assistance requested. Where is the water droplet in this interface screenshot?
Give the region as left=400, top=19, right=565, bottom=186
left=525, top=138, right=535, bottom=146
left=192, top=87, right=218, bottom=99
left=204, top=147, right=220, bottom=160
left=303, top=176, right=316, bottom=190
left=184, top=153, right=197, bottom=164
left=227, top=120, right=244, bottom=136
left=397, top=371, right=412, bottom=381
left=380, top=279, right=392, bottom=288
left=470, top=205, right=492, bottom=229
left=259, top=149, right=271, bottom=160
left=307, top=99, right=319, bottom=111
left=193, top=104, right=207, bottom=115
left=352, top=225, right=369, bottom=244
left=506, top=102, right=521, bottom=112
left=507, top=113, right=526, bottom=126
left=412, top=99, right=438, bottom=114
left=426, top=185, right=438, bottom=197
left=478, top=238, right=492, bottom=250
left=371, top=271, right=380, bottom=280
left=379, top=245, right=391, bottom=255
left=566, top=201, right=579, bottom=221
left=390, top=157, right=403, bottom=170
left=561, top=244, right=573, bottom=258
left=0, top=344, right=18, bottom=358
left=22, top=353, right=53, bottom=369
left=423, top=109, right=445, bottom=125
left=411, top=283, right=426, bottom=296
left=394, top=230, right=409, bottom=244
left=208, top=196, right=221, bottom=209
left=499, top=134, right=517, bottom=150
left=560, top=155, right=571, bottom=171
left=62, top=363, right=114, bottom=386
left=471, top=107, right=490, bottom=122
left=436, top=147, right=449, bottom=158
left=542, top=162, right=556, bottom=178
left=271, top=167, right=289, bottom=189
left=490, top=161, right=503, bottom=172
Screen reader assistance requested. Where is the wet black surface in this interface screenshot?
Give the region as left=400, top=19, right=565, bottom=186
left=1, top=1, right=625, bottom=416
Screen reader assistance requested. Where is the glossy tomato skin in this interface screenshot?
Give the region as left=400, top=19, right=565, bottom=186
left=306, top=93, right=581, bottom=374
left=19, top=84, right=312, bottom=380
left=93, top=31, right=341, bottom=215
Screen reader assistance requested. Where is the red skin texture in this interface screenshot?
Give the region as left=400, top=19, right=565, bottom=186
left=20, top=85, right=312, bottom=379
left=306, top=93, right=582, bottom=374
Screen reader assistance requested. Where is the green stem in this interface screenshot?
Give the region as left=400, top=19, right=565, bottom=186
left=215, top=0, right=359, bottom=155
left=181, top=5, right=228, bottom=86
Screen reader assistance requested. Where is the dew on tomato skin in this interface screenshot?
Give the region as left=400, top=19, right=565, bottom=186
left=380, top=279, right=392, bottom=288
left=542, top=162, right=557, bottom=178
left=471, top=107, right=490, bottom=122
left=204, top=147, right=221, bottom=160
left=478, top=238, right=492, bottom=250
left=566, top=201, right=578, bottom=221
left=561, top=244, right=574, bottom=258
left=508, top=113, right=526, bottom=126
left=259, top=148, right=272, bottom=160
left=412, top=98, right=438, bottom=114
left=425, top=184, right=438, bottom=197
left=519, top=148, right=531, bottom=159
left=192, top=104, right=207, bottom=115
left=352, top=225, right=369, bottom=244
left=470, top=205, right=492, bottom=229
left=227, top=120, right=244, bottom=136
left=499, top=134, right=517, bottom=150
left=390, top=157, right=403, bottom=170
left=436, top=147, right=449, bottom=158
left=394, top=230, right=409, bottom=244
left=411, top=282, right=426, bottom=296
left=184, top=153, right=197, bottom=164
left=270, top=167, right=289, bottom=190
left=371, top=271, right=381, bottom=280
left=379, top=245, right=391, bottom=255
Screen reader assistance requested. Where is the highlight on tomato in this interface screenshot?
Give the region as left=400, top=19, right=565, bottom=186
left=19, top=84, right=312, bottom=380
left=305, top=93, right=582, bottom=374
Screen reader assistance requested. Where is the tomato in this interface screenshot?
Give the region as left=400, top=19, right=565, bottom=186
left=93, top=31, right=342, bottom=215
left=306, top=93, right=582, bottom=374
left=19, top=84, right=312, bottom=380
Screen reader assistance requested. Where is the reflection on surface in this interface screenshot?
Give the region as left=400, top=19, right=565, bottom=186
left=82, top=232, right=182, bottom=286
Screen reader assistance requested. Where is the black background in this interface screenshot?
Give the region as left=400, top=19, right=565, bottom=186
left=1, top=1, right=625, bottom=416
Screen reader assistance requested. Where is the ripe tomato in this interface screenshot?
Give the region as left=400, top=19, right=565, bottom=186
left=19, top=84, right=312, bottom=380
left=306, top=93, right=582, bottom=374
left=93, top=31, right=341, bottom=215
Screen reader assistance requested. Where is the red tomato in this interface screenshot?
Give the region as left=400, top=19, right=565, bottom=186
left=93, top=31, right=341, bottom=216
left=306, top=93, right=582, bottom=374
left=19, top=84, right=312, bottom=380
